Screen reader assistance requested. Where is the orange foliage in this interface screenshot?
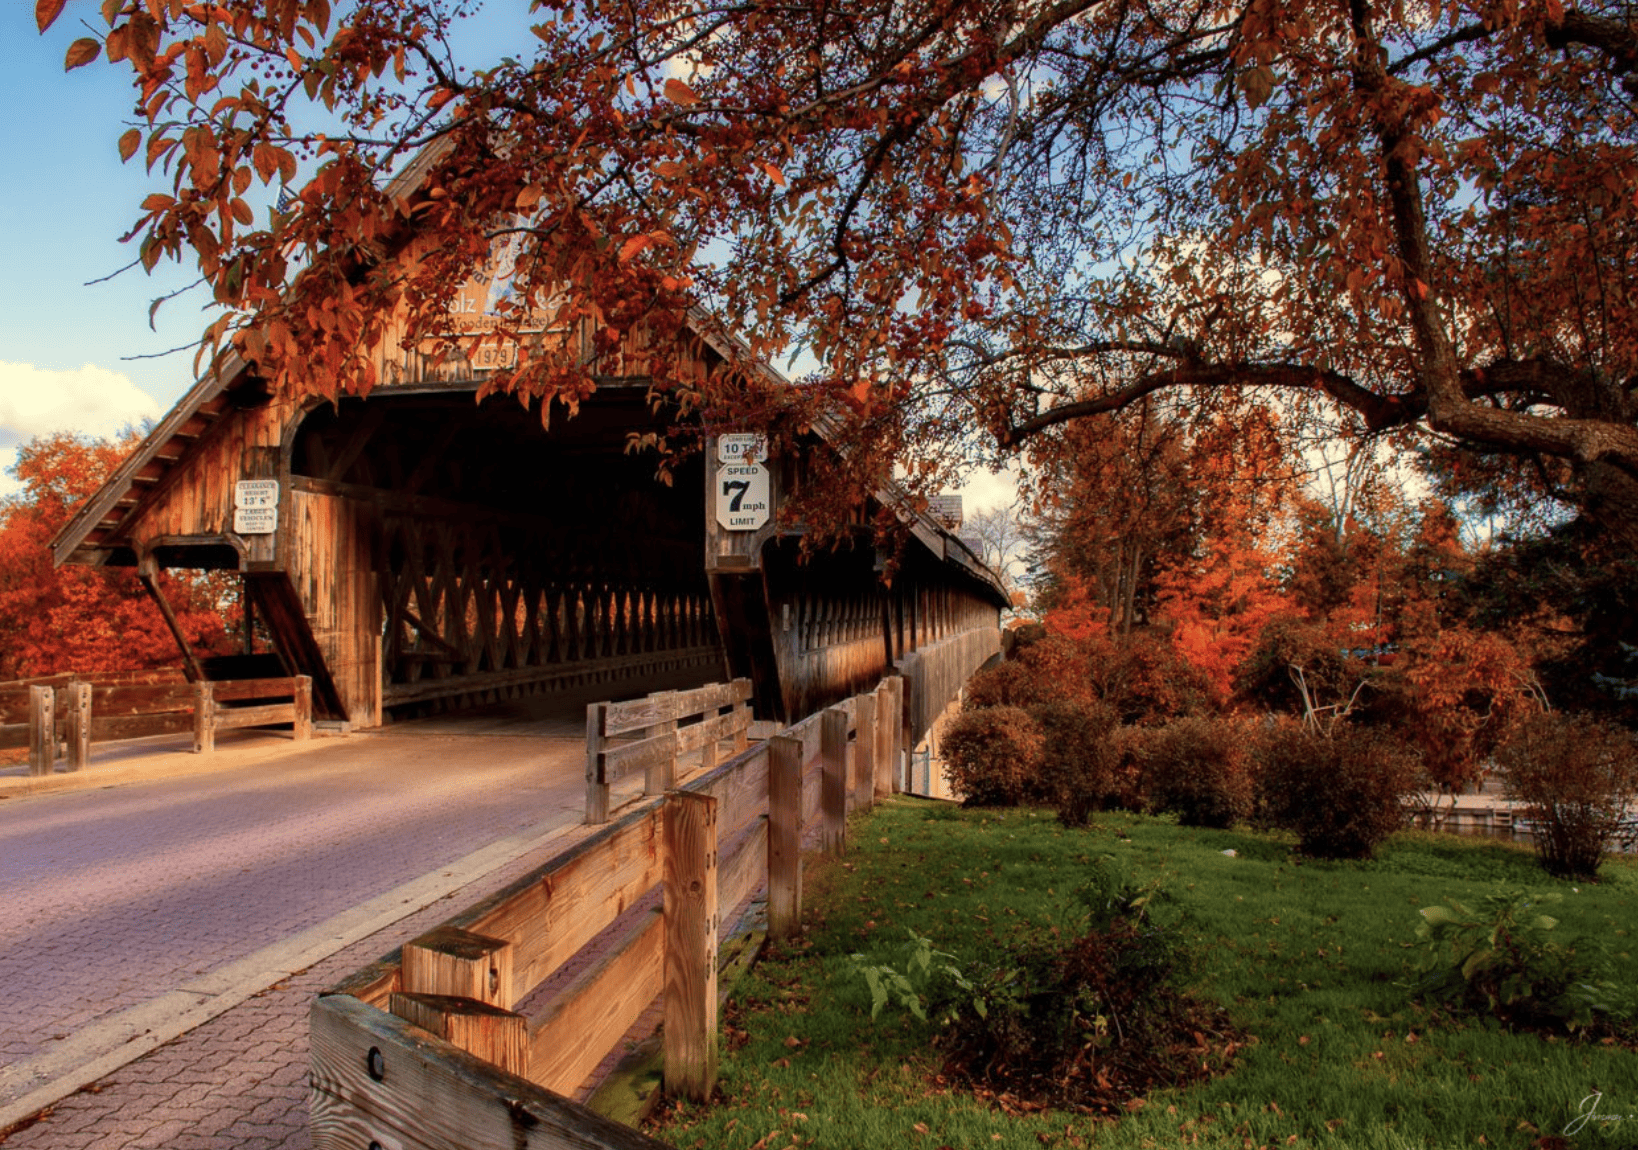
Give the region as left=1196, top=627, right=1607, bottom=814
left=0, top=434, right=234, bottom=680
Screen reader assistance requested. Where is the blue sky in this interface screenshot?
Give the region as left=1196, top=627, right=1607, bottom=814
left=0, top=7, right=210, bottom=492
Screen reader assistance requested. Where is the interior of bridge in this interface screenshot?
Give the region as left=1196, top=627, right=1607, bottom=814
left=285, top=386, right=726, bottom=726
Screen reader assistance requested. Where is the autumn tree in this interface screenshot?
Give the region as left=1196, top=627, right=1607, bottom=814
left=36, top=0, right=1638, bottom=553
left=0, top=433, right=234, bottom=679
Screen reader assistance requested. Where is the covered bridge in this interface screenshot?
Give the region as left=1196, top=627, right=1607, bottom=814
left=50, top=314, right=1006, bottom=741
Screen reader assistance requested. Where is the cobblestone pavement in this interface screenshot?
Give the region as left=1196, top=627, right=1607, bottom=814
left=0, top=724, right=595, bottom=1145
left=0, top=821, right=595, bottom=1150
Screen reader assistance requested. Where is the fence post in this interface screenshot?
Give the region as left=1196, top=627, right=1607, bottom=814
left=292, top=675, right=313, bottom=740
left=820, top=707, right=849, bottom=854
left=664, top=790, right=718, bottom=1102
left=644, top=691, right=678, bottom=795
left=27, top=685, right=54, bottom=776
left=854, top=692, right=876, bottom=811
left=768, top=735, right=804, bottom=940
left=65, top=681, right=91, bottom=771
left=585, top=702, right=611, bottom=823
left=193, top=681, right=215, bottom=754
left=874, top=680, right=894, bottom=801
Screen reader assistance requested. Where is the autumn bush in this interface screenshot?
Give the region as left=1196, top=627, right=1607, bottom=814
left=1141, top=716, right=1254, bottom=829
left=940, top=705, right=1045, bottom=808
left=1028, top=698, right=1121, bottom=827
left=1497, top=712, right=1638, bottom=879
left=1084, top=629, right=1212, bottom=726
left=964, top=636, right=1089, bottom=710
left=1254, top=721, right=1419, bottom=859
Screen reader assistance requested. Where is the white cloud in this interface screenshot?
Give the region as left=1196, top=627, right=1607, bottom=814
left=0, top=361, right=162, bottom=443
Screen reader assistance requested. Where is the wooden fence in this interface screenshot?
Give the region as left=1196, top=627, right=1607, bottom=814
left=311, top=675, right=905, bottom=1150
left=1, top=674, right=313, bottom=775
left=584, top=679, right=753, bottom=823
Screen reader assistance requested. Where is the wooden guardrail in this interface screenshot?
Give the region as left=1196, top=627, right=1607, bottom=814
left=1, top=674, right=313, bottom=775
left=584, top=679, right=753, bottom=823
left=312, top=675, right=906, bottom=1150
left=896, top=625, right=1001, bottom=754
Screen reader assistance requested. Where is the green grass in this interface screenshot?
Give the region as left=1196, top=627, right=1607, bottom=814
left=650, top=799, right=1638, bottom=1150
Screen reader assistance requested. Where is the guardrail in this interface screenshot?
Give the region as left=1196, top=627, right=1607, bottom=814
left=311, top=675, right=905, bottom=1150
left=1, top=674, right=313, bottom=775
left=584, top=679, right=753, bottom=823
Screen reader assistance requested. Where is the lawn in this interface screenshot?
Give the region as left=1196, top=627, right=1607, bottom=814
left=650, top=799, right=1638, bottom=1150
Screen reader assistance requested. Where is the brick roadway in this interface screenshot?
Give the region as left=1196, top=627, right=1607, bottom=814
left=0, top=723, right=597, bottom=1146
left=0, top=818, right=599, bottom=1150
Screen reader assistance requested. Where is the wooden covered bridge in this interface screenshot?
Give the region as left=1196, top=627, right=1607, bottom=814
left=49, top=310, right=1005, bottom=751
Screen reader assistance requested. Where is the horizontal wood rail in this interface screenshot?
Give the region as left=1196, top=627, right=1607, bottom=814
left=2, top=674, right=313, bottom=774
left=584, top=678, right=753, bottom=823
left=383, top=646, right=724, bottom=710
left=314, top=674, right=911, bottom=1150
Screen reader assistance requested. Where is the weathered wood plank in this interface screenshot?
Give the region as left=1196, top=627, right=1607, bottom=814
left=28, top=686, right=54, bottom=776
left=585, top=703, right=611, bottom=825
left=86, top=711, right=194, bottom=743
left=662, top=791, right=717, bottom=1101
left=853, top=691, right=876, bottom=812
left=0, top=722, right=29, bottom=752
left=79, top=683, right=196, bottom=714
left=603, top=679, right=751, bottom=737
left=717, top=817, right=768, bottom=919
left=467, top=809, right=663, bottom=1005
left=209, top=677, right=302, bottom=702
left=527, top=910, right=664, bottom=1095
left=820, top=708, right=849, bottom=854
left=193, top=681, right=214, bottom=753
left=64, top=681, right=91, bottom=771
left=309, top=994, right=674, bottom=1150
left=211, top=703, right=299, bottom=731
left=402, top=926, right=513, bottom=1009
left=767, top=736, right=803, bottom=941
left=389, top=992, right=528, bottom=1077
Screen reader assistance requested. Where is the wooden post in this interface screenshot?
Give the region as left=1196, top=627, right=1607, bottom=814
left=820, top=707, right=849, bottom=854
left=27, top=685, right=54, bottom=776
left=644, top=691, right=678, bottom=795
left=874, top=680, right=894, bottom=801
left=663, top=790, right=718, bottom=1102
left=854, top=692, right=876, bottom=811
left=65, top=681, right=91, bottom=771
left=193, top=681, right=215, bottom=753
left=138, top=553, right=205, bottom=683
left=767, top=735, right=804, bottom=940
left=292, top=675, right=313, bottom=740
left=403, top=925, right=515, bottom=1009
left=388, top=992, right=528, bottom=1077
left=586, top=702, right=611, bottom=824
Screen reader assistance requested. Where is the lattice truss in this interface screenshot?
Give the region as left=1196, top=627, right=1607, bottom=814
left=379, top=512, right=717, bottom=688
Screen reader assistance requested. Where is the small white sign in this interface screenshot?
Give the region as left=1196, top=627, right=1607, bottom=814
left=716, top=433, right=768, bottom=465
left=716, top=463, right=770, bottom=531
left=235, top=479, right=280, bottom=509
left=234, top=506, right=278, bottom=535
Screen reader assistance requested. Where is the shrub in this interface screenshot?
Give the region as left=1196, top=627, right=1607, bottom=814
left=1410, top=891, right=1638, bottom=1036
left=1143, top=716, right=1254, bottom=829
left=964, top=636, right=1089, bottom=710
left=1497, top=711, right=1638, bottom=879
left=1254, top=721, right=1418, bottom=859
left=1084, top=629, right=1212, bottom=726
left=937, top=861, right=1236, bottom=1113
left=940, top=705, right=1044, bottom=807
left=1029, top=698, right=1121, bottom=827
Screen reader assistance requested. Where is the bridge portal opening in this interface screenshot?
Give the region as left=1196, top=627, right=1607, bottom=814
left=287, top=388, right=725, bottom=724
